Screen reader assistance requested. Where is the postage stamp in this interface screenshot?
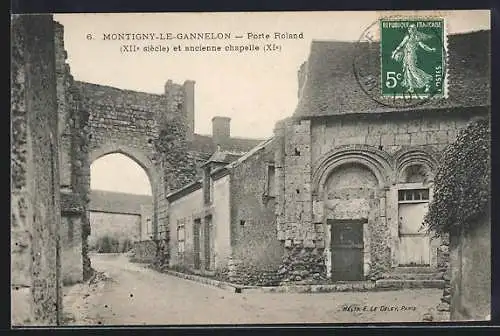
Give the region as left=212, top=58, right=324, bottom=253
left=380, top=18, right=446, bottom=99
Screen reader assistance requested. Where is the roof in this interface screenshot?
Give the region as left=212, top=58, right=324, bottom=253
left=226, top=137, right=275, bottom=169
left=294, top=30, right=491, bottom=118
left=165, top=179, right=203, bottom=202
left=167, top=137, right=275, bottom=200
left=88, top=190, right=153, bottom=215
left=202, top=150, right=244, bottom=167
left=189, top=133, right=263, bottom=154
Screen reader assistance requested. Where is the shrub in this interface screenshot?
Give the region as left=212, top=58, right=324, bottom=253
left=91, top=235, right=134, bottom=253
left=424, top=118, right=491, bottom=235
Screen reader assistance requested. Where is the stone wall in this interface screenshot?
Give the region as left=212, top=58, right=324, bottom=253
left=449, top=211, right=491, bottom=320
left=230, top=139, right=285, bottom=286
left=54, top=21, right=92, bottom=284
left=88, top=212, right=141, bottom=247
left=131, top=240, right=157, bottom=263
left=274, top=118, right=321, bottom=282
left=11, top=14, right=62, bottom=326
left=309, top=111, right=482, bottom=165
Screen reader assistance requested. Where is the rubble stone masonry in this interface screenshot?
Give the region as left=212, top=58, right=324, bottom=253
left=54, top=22, right=91, bottom=284
left=230, top=139, right=284, bottom=286
left=11, top=15, right=62, bottom=326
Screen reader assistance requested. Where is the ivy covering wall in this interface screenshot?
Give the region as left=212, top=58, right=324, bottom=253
left=424, top=117, right=491, bottom=234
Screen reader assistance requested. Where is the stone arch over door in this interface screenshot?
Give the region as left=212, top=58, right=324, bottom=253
left=312, top=146, right=394, bottom=280
left=312, top=145, right=393, bottom=195
left=90, top=143, right=164, bottom=240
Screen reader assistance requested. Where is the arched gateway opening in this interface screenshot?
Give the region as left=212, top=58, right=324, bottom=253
left=89, top=153, right=153, bottom=254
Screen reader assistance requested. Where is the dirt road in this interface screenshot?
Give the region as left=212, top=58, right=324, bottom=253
left=63, top=253, right=444, bottom=325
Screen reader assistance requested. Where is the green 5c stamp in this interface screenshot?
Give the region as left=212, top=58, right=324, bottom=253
left=380, top=18, right=446, bottom=99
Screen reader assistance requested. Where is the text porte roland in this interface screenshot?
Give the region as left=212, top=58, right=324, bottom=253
left=246, top=32, right=304, bottom=40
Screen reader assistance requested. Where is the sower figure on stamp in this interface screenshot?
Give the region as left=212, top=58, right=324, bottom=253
left=391, top=24, right=436, bottom=93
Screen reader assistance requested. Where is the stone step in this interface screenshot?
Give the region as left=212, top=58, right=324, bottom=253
left=393, top=267, right=442, bottom=274
left=382, top=272, right=444, bottom=281
left=376, top=279, right=445, bottom=289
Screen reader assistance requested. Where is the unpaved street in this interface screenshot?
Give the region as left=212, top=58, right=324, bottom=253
left=63, top=253, right=444, bottom=325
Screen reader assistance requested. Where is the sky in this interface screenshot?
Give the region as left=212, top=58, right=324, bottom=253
left=54, top=10, right=490, bottom=195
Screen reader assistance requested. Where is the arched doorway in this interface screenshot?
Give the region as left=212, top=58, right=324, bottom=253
left=323, top=163, right=379, bottom=281
left=89, top=153, right=154, bottom=254
left=396, top=163, right=434, bottom=266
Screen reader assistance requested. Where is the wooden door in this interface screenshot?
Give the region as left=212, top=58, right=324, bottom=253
left=193, top=219, right=201, bottom=269
left=204, top=216, right=212, bottom=270
left=330, top=220, right=364, bottom=281
left=398, top=203, right=430, bottom=266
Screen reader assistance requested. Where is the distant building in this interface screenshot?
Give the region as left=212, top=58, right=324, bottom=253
left=88, top=190, right=153, bottom=247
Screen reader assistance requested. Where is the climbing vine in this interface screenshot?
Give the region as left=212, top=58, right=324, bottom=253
left=153, top=102, right=198, bottom=193
left=424, top=117, right=491, bottom=234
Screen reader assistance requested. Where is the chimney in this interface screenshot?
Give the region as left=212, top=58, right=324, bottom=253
left=182, top=80, right=195, bottom=141
left=212, top=116, right=231, bottom=147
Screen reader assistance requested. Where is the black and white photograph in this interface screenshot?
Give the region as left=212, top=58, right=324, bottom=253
left=11, top=10, right=491, bottom=327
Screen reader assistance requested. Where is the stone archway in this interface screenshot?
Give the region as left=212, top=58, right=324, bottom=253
left=311, top=145, right=394, bottom=280
left=89, top=143, right=163, bottom=241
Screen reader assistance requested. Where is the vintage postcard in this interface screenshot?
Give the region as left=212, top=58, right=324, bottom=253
left=11, top=10, right=491, bottom=327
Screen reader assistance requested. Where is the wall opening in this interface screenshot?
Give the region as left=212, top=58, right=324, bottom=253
left=397, top=164, right=432, bottom=267
left=89, top=153, right=154, bottom=254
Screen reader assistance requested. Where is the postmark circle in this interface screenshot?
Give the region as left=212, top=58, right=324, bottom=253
left=352, top=15, right=447, bottom=109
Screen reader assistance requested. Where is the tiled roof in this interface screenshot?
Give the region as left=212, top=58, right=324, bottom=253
left=89, top=190, right=153, bottom=215
left=294, top=30, right=491, bottom=118
left=226, top=137, right=275, bottom=169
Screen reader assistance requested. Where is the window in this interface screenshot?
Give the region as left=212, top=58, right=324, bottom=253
left=145, top=217, right=153, bottom=239
left=398, top=189, right=429, bottom=202
left=177, top=219, right=186, bottom=258
left=266, top=163, right=276, bottom=197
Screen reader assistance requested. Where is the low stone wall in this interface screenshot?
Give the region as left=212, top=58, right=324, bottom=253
left=227, top=246, right=328, bottom=286
left=228, top=259, right=282, bottom=287
left=278, top=246, right=327, bottom=283
left=131, top=240, right=157, bottom=263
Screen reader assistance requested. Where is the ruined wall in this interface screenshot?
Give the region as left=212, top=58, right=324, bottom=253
left=230, top=139, right=284, bottom=286
left=450, top=211, right=491, bottom=320
left=11, top=14, right=62, bottom=326
left=69, top=76, right=199, bottom=270
left=54, top=22, right=91, bottom=284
